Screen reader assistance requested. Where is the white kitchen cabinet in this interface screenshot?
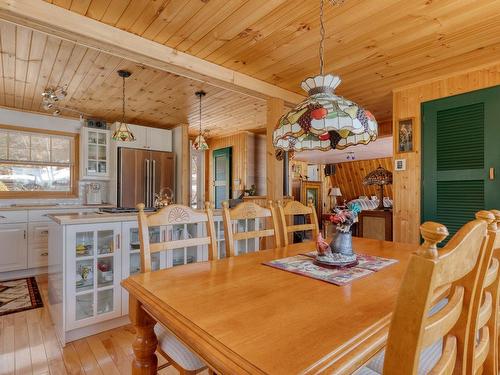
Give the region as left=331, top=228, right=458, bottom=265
left=147, top=127, right=172, bottom=152
left=111, top=122, right=172, bottom=152
left=65, top=223, right=122, bottom=330
left=28, top=222, right=49, bottom=268
left=0, top=223, right=28, bottom=272
left=80, top=127, right=111, bottom=180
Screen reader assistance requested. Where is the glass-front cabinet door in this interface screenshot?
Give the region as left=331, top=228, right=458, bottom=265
left=166, top=222, right=207, bottom=267
left=121, top=221, right=166, bottom=314
left=81, top=127, right=110, bottom=180
left=66, top=223, right=122, bottom=330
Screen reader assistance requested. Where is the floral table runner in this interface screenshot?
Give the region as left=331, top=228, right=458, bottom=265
left=263, top=252, right=398, bottom=286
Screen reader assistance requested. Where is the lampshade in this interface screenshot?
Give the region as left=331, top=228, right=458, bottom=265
left=112, top=122, right=136, bottom=142
left=363, top=166, right=393, bottom=186
left=329, top=187, right=342, bottom=196
left=273, top=74, right=377, bottom=152
left=192, top=134, right=209, bottom=151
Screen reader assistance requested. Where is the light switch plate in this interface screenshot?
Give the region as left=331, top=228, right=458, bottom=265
left=395, top=159, right=406, bottom=171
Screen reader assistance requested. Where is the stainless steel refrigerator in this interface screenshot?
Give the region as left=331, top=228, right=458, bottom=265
left=117, top=147, right=175, bottom=208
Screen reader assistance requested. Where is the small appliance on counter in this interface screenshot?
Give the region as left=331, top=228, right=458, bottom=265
left=85, top=182, right=103, bottom=205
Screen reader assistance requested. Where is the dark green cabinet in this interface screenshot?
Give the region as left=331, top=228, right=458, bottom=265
left=422, top=85, right=500, bottom=241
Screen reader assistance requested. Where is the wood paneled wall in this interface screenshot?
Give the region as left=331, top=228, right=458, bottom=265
left=328, top=158, right=393, bottom=203
left=393, top=62, right=500, bottom=244
left=205, top=132, right=248, bottom=204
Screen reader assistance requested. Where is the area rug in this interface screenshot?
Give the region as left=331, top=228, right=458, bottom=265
left=0, top=277, right=43, bottom=316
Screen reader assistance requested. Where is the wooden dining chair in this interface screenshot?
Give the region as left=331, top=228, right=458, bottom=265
left=136, top=202, right=217, bottom=374
left=480, top=210, right=500, bottom=375
left=221, top=200, right=281, bottom=258
left=357, top=217, right=489, bottom=375
left=277, top=199, right=319, bottom=246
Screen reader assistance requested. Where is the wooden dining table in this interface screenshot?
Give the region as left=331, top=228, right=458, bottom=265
left=121, top=237, right=418, bottom=375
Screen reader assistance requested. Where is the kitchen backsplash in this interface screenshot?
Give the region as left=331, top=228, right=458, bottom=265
left=0, top=181, right=110, bottom=207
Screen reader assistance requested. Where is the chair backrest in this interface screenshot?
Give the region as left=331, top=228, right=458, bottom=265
left=383, top=218, right=488, bottom=375
left=222, top=200, right=281, bottom=258
left=277, top=199, right=319, bottom=246
left=480, top=210, right=500, bottom=375
left=136, top=202, right=217, bottom=273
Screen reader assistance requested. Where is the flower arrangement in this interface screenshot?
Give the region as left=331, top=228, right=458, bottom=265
left=329, top=202, right=362, bottom=233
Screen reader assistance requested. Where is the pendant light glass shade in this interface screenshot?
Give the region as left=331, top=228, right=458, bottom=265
left=192, top=134, right=209, bottom=151
left=112, top=70, right=136, bottom=142
left=112, top=122, right=136, bottom=142
left=273, top=75, right=377, bottom=151
left=192, top=90, right=208, bottom=151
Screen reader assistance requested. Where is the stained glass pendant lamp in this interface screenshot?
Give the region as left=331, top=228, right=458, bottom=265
left=192, top=90, right=209, bottom=151
left=273, top=0, right=377, bottom=152
left=112, top=70, right=136, bottom=142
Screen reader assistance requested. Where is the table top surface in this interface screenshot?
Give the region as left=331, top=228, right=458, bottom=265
left=122, top=238, right=418, bottom=375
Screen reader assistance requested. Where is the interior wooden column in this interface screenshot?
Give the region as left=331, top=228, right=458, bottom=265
left=266, top=97, right=284, bottom=202
left=266, top=98, right=284, bottom=249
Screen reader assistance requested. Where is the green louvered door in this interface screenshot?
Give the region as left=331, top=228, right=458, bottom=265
left=422, top=85, right=500, bottom=242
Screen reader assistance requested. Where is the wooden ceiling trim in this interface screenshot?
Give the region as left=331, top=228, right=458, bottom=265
left=0, top=21, right=15, bottom=107
left=100, top=0, right=131, bottom=26
left=139, top=0, right=188, bottom=41
left=86, top=0, right=113, bottom=21
left=22, top=30, right=46, bottom=109
left=14, top=25, right=31, bottom=109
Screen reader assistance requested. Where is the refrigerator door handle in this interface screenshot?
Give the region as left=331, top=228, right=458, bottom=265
left=145, top=159, right=150, bottom=206
left=152, top=159, right=156, bottom=204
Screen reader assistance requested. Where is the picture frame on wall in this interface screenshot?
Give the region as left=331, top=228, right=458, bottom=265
left=398, top=118, right=414, bottom=152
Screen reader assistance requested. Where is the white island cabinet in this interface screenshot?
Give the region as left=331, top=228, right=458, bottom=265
left=48, top=210, right=262, bottom=345
left=47, top=212, right=211, bottom=345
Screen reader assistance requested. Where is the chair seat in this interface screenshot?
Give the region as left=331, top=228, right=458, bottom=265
left=154, top=324, right=206, bottom=371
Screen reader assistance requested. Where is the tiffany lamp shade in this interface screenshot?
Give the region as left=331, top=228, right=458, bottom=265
left=363, top=166, right=393, bottom=210
left=273, top=74, right=378, bottom=152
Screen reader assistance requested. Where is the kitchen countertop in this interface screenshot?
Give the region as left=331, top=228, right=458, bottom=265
left=0, top=203, right=114, bottom=211
left=49, top=208, right=224, bottom=225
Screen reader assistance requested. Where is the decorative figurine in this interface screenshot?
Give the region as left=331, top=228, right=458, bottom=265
left=314, top=202, right=362, bottom=267
left=154, top=187, right=174, bottom=209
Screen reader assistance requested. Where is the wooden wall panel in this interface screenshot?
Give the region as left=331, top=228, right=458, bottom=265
left=205, top=132, right=249, bottom=205
left=393, top=62, right=500, bottom=244
left=328, top=157, right=393, bottom=203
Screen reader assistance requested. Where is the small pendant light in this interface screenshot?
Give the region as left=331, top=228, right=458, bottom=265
left=112, top=70, right=136, bottom=142
left=192, top=90, right=209, bottom=151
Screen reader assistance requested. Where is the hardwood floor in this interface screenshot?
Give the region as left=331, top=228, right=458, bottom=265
left=0, top=275, right=209, bottom=375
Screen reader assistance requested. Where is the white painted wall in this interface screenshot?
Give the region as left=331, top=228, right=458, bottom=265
left=0, top=107, right=81, bottom=133
left=172, top=126, right=182, bottom=205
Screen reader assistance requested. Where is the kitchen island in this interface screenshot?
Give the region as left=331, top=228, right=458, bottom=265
left=47, top=210, right=262, bottom=345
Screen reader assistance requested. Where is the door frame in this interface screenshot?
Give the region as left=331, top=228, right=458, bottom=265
left=213, top=147, right=232, bottom=209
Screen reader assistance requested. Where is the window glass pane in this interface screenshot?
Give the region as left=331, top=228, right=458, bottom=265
left=8, top=133, right=30, bottom=160
left=31, top=135, right=50, bottom=162
left=51, top=137, right=70, bottom=163
left=0, top=163, right=71, bottom=192
left=0, top=132, right=7, bottom=159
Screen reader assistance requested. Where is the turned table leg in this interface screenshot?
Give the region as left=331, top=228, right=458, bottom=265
left=130, top=296, right=158, bottom=375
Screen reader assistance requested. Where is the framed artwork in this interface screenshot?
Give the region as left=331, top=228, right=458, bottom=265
left=398, top=118, right=414, bottom=152
left=301, top=181, right=322, bottom=222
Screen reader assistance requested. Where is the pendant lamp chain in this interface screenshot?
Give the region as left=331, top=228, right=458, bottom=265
left=319, top=0, right=325, bottom=75
left=198, top=91, right=202, bottom=135
left=121, top=74, right=126, bottom=124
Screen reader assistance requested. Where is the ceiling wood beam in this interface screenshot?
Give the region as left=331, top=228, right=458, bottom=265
left=0, top=0, right=304, bottom=107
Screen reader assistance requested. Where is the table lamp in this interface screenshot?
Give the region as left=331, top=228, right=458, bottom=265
left=363, top=166, right=393, bottom=210
left=329, top=187, right=342, bottom=211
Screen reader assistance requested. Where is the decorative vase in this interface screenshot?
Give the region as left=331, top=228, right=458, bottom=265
left=330, top=229, right=354, bottom=256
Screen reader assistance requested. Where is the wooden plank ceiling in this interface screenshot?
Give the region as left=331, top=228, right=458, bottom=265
left=0, top=20, right=266, bottom=137
left=42, top=0, right=500, bottom=126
